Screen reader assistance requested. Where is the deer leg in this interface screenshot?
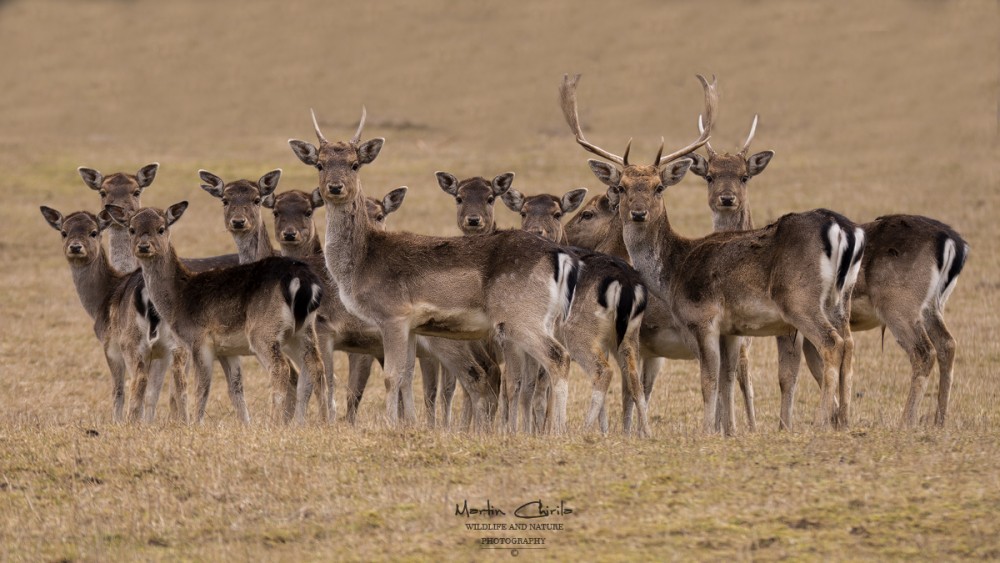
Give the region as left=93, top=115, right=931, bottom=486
left=167, top=345, right=189, bottom=424
left=835, top=316, right=855, bottom=429
left=693, top=330, right=722, bottom=434
left=188, top=345, right=215, bottom=424
left=776, top=333, right=803, bottom=431
left=886, top=315, right=934, bottom=428
left=379, top=323, right=414, bottom=427
left=346, top=354, right=377, bottom=425
left=126, top=352, right=149, bottom=424
left=288, top=329, right=326, bottom=425
left=418, top=357, right=440, bottom=427
left=534, top=366, right=551, bottom=434
left=320, top=337, right=336, bottom=422
left=104, top=348, right=127, bottom=424
left=217, top=355, right=250, bottom=425
left=145, top=355, right=170, bottom=423
left=521, top=334, right=572, bottom=435
left=519, top=361, right=541, bottom=433
left=717, top=336, right=740, bottom=437
left=794, top=318, right=844, bottom=428
left=618, top=335, right=648, bottom=437
left=499, top=350, right=524, bottom=433
left=924, top=311, right=956, bottom=427
left=735, top=337, right=756, bottom=432
left=440, top=368, right=458, bottom=429
left=581, top=351, right=613, bottom=435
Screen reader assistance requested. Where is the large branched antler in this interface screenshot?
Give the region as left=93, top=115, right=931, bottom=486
left=658, top=74, right=719, bottom=166
left=560, top=74, right=628, bottom=166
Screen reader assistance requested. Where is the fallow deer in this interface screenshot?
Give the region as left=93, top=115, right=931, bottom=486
left=105, top=202, right=327, bottom=425
left=493, top=182, right=651, bottom=435
left=261, top=186, right=501, bottom=428
left=560, top=73, right=864, bottom=433
left=289, top=108, right=579, bottom=433
left=686, top=117, right=969, bottom=427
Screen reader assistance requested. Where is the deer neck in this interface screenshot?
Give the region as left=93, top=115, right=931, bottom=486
left=622, top=211, right=690, bottom=298
left=233, top=221, right=275, bottom=264
left=69, top=247, right=122, bottom=322
left=712, top=206, right=754, bottom=233
left=137, top=246, right=190, bottom=329
left=107, top=224, right=138, bottom=273
left=324, top=187, right=372, bottom=296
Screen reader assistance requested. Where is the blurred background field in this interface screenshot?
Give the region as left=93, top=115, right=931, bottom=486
left=0, top=0, right=997, bottom=559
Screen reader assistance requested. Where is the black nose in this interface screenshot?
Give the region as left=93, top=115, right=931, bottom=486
left=327, top=184, right=343, bottom=195
left=68, top=243, right=83, bottom=254
left=720, top=196, right=737, bottom=207
left=282, top=231, right=298, bottom=241
left=231, top=219, right=247, bottom=229
left=467, top=216, right=481, bottom=227
left=137, top=243, right=151, bottom=252
left=631, top=210, right=648, bottom=222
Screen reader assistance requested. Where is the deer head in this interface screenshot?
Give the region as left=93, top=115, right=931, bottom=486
left=501, top=187, right=588, bottom=242
left=77, top=163, right=159, bottom=218
left=288, top=108, right=384, bottom=204
left=435, top=172, right=514, bottom=235
left=105, top=202, right=188, bottom=260
left=199, top=169, right=281, bottom=234
left=560, top=73, right=718, bottom=227
left=686, top=114, right=774, bottom=219
left=40, top=207, right=113, bottom=261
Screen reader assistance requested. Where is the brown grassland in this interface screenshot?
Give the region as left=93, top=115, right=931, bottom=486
left=0, top=0, right=998, bottom=560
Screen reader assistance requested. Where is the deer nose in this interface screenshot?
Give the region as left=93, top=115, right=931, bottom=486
left=230, top=218, right=247, bottom=229
left=466, top=216, right=482, bottom=227
left=630, top=210, right=648, bottom=222
left=282, top=230, right=298, bottom=242
left=137, top=242, right=151, bottom=253
left=719, top=196, right=737, bottom=207
left=528, top=228, right=547, bottom=239
left=68, top=243, right=84, bottom=254
left=327, top=183, right=343, bottom=195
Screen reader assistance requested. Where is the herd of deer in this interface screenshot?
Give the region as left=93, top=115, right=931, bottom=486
left=39, top=74, right=969, bottom=436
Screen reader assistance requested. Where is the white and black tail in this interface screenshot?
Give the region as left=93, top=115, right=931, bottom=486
left=935, top=232, right=969, bottom=309
left=132, top=281, right=162, bottom=343
left=597, top=276, right=647, bottom=348
left=281, top=271, right=324, bottom=332
left=551, top=251, right=580, bottom=321
left=820, top=214, right=865, bottom=306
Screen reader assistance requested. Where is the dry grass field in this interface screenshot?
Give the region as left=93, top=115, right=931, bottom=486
left=0, top=0, right=998, bottom=560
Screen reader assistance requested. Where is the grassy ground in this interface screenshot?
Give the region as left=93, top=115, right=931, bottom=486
left=0, top=0, right=997, bottom=560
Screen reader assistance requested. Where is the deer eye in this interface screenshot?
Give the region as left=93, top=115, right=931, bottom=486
left=99, top=190, right=107, bottom=198
left=221, top=199, right=229, bottom=206
left=520, top=211, right=527, bottom=218
left=304, top=210, right=312, bottom=217
left=654, top=184, right=665, bottom=194
left=158, top=227, right=165, bottom=235
left=455, top=197, right=463, bottom=205
left=351, top=162, right=360, bottom=171
left=554, top=212, right=563, bottom=219
left=61, top=231, right=68, bottom=238
left=705, top=175, right=714, bottom=183
left=133, top=190, right=141, bottom=197
left=376, top=214, right=385, bottom=222
left=316, top=163, right=324, bottom=171
left=253, top=197, right=261, bottom=205
left=128, top=228, right=136, bottom=235
left=487, top=196, right=495, bottom=204
left=581, top=211, right=594, bottom=220
left=610, top=185, right=622, bottom=194
left=741, top=175, right=750, bottom=183
left=89, top=230, right=98, bottom=238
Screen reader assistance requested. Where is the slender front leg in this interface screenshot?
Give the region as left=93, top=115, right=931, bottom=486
left=126, top=353, right=150, bottom=424
left=104, top=348, right=127, bottom=424
left=618, top=338, right=649, bottom=437
left=218, top=355, right=250, bottom=425
left=168, top=345, right=189, bottom=424
left=145, top=355, right=171, bottom=423
left=191, top=344, right=215, bottom=424
left=346, top=354, right=377, bottom=424
left=718, top=336, right=740, bottom=437
left=380, top=322, right=414, bottom=427
left=694, top=329, right=722, bottom=434
left=775, top=333, right=802, bottom=431
left=418, top=357, right=440, bottom=427
left=735, top=337, right=756, bottom=432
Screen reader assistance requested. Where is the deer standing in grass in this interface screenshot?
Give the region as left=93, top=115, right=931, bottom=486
left=685, top=114, right=969, bottom=427
left=289, top=108, right=579, bottom=432
left=253, top=184, right=502, bottom=427
left=560, top=73, right=863, bottom=433
left=497, top=182, right=651, bottom=435
left=105, top=202, right=327, bottom=425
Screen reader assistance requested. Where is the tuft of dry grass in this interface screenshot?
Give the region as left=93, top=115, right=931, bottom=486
left=0, top=0, right=997, bottom=559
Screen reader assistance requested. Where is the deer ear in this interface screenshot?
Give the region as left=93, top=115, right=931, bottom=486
left=587, top=160, right=621, bottom=187
left=97, top=209, right=114, bottom=231
left=261, top=193, right=276, bottom=209
left=435, top=172, right=459, bottom=196
left=382, top=187, right=407, bottom=215
left=104, top=204, right=129, bottom=227
left=500, top=188, right=524, bottom=212
left=136, top=163, right=159, bottom=188
left=686, top=153, right=709, bottom=177
left=40, top=206, right=65, bottom=230
left=257, top=169, right=281, bottom=197
left=166, top=201, right=188, bottom=226
left=747, top=150, right=774, bottom=177
left=491, top=172, right=515, bottom=196
left=660, top=158, right=692, bottom=187
left=288, top=139, right=319, bottom=166
left=310, top=188, right=324, bottom=209
left=606, top=187, right=621, bottom=212
left=198, top=170, right=225, bottom=198
left=77, top=167, right=103, bottom=191
left=561, top=188, right=588, bottom=213
left=357, top=138, right=384, bottom=165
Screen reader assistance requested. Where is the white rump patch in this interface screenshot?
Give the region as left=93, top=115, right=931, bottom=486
left=819, top=222, right=845, bottom=307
